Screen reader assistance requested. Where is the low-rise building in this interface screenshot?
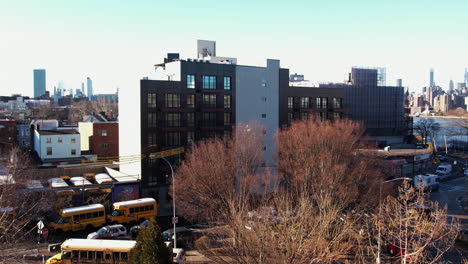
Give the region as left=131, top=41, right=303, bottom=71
left=33, top=129, right=81, bottom=163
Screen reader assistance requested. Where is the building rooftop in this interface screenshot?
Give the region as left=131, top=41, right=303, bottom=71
left=36, top=129, right=79, bottom=135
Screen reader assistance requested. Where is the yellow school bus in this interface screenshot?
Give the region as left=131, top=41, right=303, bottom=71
left=108, top=198, right=157, bottom=225
left=46, top=239, right=136, bottom=264
left=50, top=204, right=106, bottom=232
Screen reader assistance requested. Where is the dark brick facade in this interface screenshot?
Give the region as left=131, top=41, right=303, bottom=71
left=89, top=122, right=119, bottom=157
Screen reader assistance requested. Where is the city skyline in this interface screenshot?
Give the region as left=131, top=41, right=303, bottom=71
left=1, top=0, right=467, bottom=96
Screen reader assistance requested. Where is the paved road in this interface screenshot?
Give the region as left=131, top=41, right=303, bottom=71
left=429, top=176, right=466, bottom=215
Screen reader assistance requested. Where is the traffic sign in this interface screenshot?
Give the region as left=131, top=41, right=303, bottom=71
left=37, top=220, right=44, bottom=230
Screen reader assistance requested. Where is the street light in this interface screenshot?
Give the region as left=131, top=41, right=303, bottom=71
left=376, top=177, right=412, bottom=264
left=160, top=157, right=177, bottom=249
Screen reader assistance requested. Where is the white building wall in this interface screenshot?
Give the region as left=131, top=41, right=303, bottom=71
left=119, top=80, right=141, bottom=177
left=78, top=122, right=93, bottom=151
left=235, top=59, right=280, bottom=167
left=35, top=132, right=81, bottom=160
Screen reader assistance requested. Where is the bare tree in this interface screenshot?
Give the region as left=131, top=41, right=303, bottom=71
left=0, top=147, right=53, bottom=247
left=173, top=123, right=264, bottom=223
left=369, top=182, right=458, bottom=264
left=413, top=118, right=441, bottom=145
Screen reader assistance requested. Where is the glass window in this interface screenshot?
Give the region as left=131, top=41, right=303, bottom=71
left=148, top=113, right=157, bottom=127
left=165, top=113, right=181, bottom=127
left=223, top=77, right=231, bottom=90
left=287, top=97, right=294, bottom=109
left=58, top=137, right=62, bottom=143
left=261, top=114, right=267, bottom=118
left=203, top=94, right=217, bottom=108
left=224, top=95, right=231, bottom=108
left=148, top=133, right=157, bottom=147
left=187, top=113, right=195, bottom=127
left=261, top=97, right=267, bottom=102
left=287, top=112, right=294, bottom=124
left=300, top=112, right=309, bottom=120
left=332, top=98, right=342, bottom=109
left=100, top=130, right=108, bottom=136
left=46, top=137, right=51, bottom=143
left=47, top=147, right=52, bottom=155
left=100, top=143, right=108, bottom=149
left=164, top=94, right=180, bottom=108
left=316, top=97, right=321, bottom=109
left=203, top=76, right=216, bottom=89
left=223, top=130, right=231, bottom=140
left=322, top=97, right=328, bottom=109
left=71, top=149, right=76, bottom=155
left=202, top=112, right=217, bottom=126
left=333, top=112, right=341, bottom=120
left=148, top=93, right=157, bottom=107
left=187, top=94, right=195, bottom=108
left=164, top=132, right=181, bottom=146
left=224, top=113, right=231, bottom=126
left=187, top=131, right=195, bottom=145
left=300, top=97, right=309, bottom=109
left=261, top=82, right=267, bottom=87
left=187, top=75, right=195, bottom=89
left=71, top=138, right=76, bottom=143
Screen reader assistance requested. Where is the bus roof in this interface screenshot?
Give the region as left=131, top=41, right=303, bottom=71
left=61, top=239, right=136, bottom=252
left=62, top=204, right=104, bottom=214
left=113, top=198, right=156, bottom=207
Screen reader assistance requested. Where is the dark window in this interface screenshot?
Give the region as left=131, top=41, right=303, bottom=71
left=187, top=75, right=195, bottom=89
left=224, top=95, right=231, bottom=108
left=148, top=93, right=157, bottom=108
left=165, top=113, right=181, bottom=127
left=100, top=143, right=108, bottom=149
left=261, top=97, right=267, bottom=102
left=148, top=113, right=157, bottom=127
left=164, top=94, right=180, bottom=108
left=316, top=97, right=321, bottom=108
left=300, top=97, right=309, bottom=109
left=187, top=94, right=195, bottom=108
left=223, top=113, right=231, bottom=126
left=187, top=113, right=195, bottom=127
left=99, top=211, right=104, bottom=216
left=47, top=147, right=52, bottom=155
left=71, top=149, right=76, bottom=155
left=203, top=94, right=217, bottom=108
left=148, top=133, right=157, bottom=147
left=333, top=112, right=341, bottom=120
left=203, top=76, right=216, bottom=89
left=261, top=114, right=266, bottom=118
left=332, top=98, right=342, bottom=109
left=300, top=112, right=309, bottom=120
left=71, top=138, right=76, bottom=143
left=58, top=137, right=62, bottom=143
left=287, top=113, right=293, bottom=124
left=223, top=130, right=231, bottom=140
left=187, top=131, right=195, bottom=145
left=46, top=137, right=51, bottom=143
left=321, top=97, right=328, bottom=109
left=223, top=77, right=231, bottom=90
left=164, top=132, right=181, bottom=146
left=288, top=97, right=294, bottom=109
left=99, top=130, right=108, bottom=136
left=202, top=112, right=217, bottom=126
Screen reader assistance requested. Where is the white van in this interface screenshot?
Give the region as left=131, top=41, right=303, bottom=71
left=414, top=175, right=439, bottom=192
left=435, top=164, right=452, bottom=181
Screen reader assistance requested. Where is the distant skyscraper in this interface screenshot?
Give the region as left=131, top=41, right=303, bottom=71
left=449, top=79, right=454, bottom=90
left=430, top=68, right=435, bottom=86
left=33, top=69, right=46, bottom=98
left=396, top=79, right=403, bottom=87
left=87, top=77, right=93, bottom=100
left=81, top=82, right=85, bottom=95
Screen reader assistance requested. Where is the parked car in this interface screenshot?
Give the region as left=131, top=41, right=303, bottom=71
left=130, top=219, right=149, bottom=239
left=87, top=224, right=127, bottom=239
left=435, top=164, right=452, bottom=181
left=162, top=227, right=202, bottom=248
left=387, top=242, right=411, bottom=262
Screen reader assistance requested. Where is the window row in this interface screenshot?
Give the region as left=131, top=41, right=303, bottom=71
left=287, top=97, right=342, bottom=109
left=148, top=130, right=232, bottom=147
left=63, top=250, right=128, bottom=262
left=287, top=112, right=342, bottom=124
left=72, top=211, right=104, bottom=222
left=147, top=112, right=232, bottom=127
left=147, top=93, right=231, bottom=108
left=186, top=75, right=231, bottom=90
left=46, top=147, right=76, bottom=156
left=129, top=205, right=154, bottom=214
left=46, top=137, right=76, bottom=144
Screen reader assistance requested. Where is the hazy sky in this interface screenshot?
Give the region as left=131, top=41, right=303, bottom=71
left=1, top=0, right=467, bottom=97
